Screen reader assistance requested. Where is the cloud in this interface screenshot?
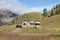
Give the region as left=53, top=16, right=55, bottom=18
left=0, top=0, right=58, bottom=14
left=0, top=0, right=29, bottom=14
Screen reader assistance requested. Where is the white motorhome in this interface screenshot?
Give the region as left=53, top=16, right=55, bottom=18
left=22, top=21, right=41, bottom=28
left=34, top=22, right=41, bottom=28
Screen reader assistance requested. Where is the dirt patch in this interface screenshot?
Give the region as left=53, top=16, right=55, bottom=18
left=0, top=34, right=60, bottom=40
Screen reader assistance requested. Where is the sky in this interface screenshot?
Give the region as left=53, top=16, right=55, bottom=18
left=0, top=0, right=60, bottom=14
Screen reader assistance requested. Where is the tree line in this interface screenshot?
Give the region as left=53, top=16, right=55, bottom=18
left=43, top=4, right=60, bottom=17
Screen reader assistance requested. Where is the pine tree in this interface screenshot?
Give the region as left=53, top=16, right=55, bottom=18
left=43, top=8, right=47, bottom=17
left=51, top=10, right=54, bottom=16
left=55, top=4, right=60, bottom=14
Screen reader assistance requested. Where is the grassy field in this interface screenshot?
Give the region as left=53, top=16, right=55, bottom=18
left=0, top=14, right=60, bottom=40
left=0, top=24, right=60, bottom=35
left=0, top=25, right=60, bottom=40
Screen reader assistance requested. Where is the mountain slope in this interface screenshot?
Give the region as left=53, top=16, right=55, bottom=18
left=42, top=14, right=60, bottom=28
left=12, top=12, right=42, bottom=24
left=0, top=9, right=18, bottom=25
left=42, top=4, right=60, bottom=28
left=47, top=4, right=60, bottom=16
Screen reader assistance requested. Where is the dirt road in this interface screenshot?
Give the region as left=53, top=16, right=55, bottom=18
left=0, top=34, right=60, bottom=40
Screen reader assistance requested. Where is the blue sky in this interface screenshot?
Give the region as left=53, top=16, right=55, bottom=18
left=18, top=0, right=60, bottom=13
left=0, top=0, right=60, bottom=14
left=18, top=0, right=54, bottom=7
left=18, top=0, right=60, bottom=7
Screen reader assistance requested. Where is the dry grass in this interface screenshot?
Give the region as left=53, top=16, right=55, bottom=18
left=0, top=25, right=60, bottom=35
left=0, top=24, right=60, bottom=40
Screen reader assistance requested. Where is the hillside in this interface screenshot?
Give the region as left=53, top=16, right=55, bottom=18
left=12, top=12, right=42, bottom=24
left=47, top=4, right=60, bottom=16
left=0, top=9, right=18, bottom=25
left=42, top=4, right=60, bottom=27
left=42, top=13, right=60, bottom=28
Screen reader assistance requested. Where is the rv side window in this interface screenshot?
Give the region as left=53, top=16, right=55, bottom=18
left=23, top=23, right=26, bottom=25
left=35, top=23, right=40, bottom=25
left=30, top=23, right=34, bottom=25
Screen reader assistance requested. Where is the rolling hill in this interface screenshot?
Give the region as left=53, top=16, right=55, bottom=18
left=42, top=4, right=60, bottom=28
left=42, top=14, right=60, bottom=27
left=47, top=4, right=60, bottom=16
left=12, top=12, right=42, bottom=24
